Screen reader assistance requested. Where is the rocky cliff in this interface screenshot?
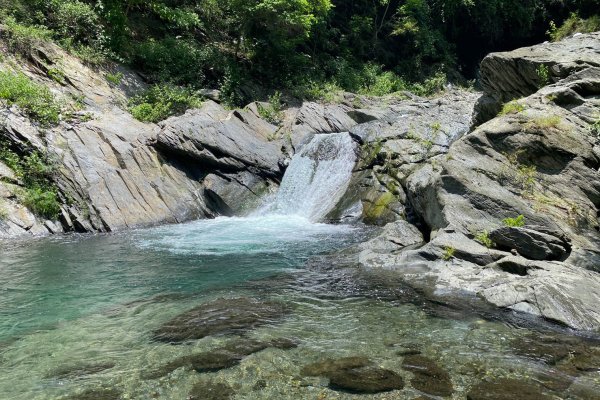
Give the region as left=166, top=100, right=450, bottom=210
left=356, top=32, right=600, bottom=332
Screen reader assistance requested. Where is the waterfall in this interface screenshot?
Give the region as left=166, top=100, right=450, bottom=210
left=263, top=132, right=358, bottom=222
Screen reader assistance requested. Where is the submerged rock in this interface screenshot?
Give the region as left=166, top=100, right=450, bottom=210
left=401, top=354, right=453, bottom=397
left=190, top=351, right=242, bottom=373
left=467, top=378, right=552, bottom=400
left=45, top=362, right=115, bottom=380
left=62, top=388, right=122, bottom=400
left=152, top=297, right=288, bottom=343
left=143, top=337, right=297, bottom=379
left=188, top=381, right=234, bottom=400
left=328, top=365, right=404, bottom=394
left=302, top=357, right=404, bottom=394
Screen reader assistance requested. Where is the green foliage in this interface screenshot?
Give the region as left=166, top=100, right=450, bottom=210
left=22, top=186, right=61, bottom=219
left=528, top=115, right=562, bottom=129
left=0, top=199, right=7, bottom=220
left=257, top=91, right=284, bottom=125
left=47, top=67, right=66, bottom=84
left=129, top=85, right=203, bottom=123
left=536, top=64, right=550, bottom=87
left=442, top=245, right=456, bottom=261
left=503, top=215, right=525, bottom=227
left=0, top=71, right=62, bottom=126
left=499, top=101, right=526, bottom=116
left=591, top=119, right=600, bottom=136
left=548, top=13, right=600, bottom=42
left=105, top=72, right=123, bottom=86
left=475, top=230, right=494, bottom=248
left=0, top=146, right=61, bottom=219
left=2, top=16, right=53, bottom=54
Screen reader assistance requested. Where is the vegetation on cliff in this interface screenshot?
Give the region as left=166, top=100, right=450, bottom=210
left=0, top=0, right=598, bottom=107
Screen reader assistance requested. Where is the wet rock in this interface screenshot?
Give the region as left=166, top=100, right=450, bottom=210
left=152, top=297, right=288, bottom=343
left=188, top=381, right=234, bottom=400
left=302, top=357, right=403, bottom=394
left=512, top=335, right=574, bottom=365
left=467, top=379, right=552, bottom=400
left=191, top=351, right=243, bottom=373
left=401, top=355, right=453, bottom=397
left=489, top=227, right=570, bottom=261
left=143, top=337, right=297, bottom=378
left=62, top=388, right=122, bottom=400
left=45, top=362, right=115, bottom=380
left=301, top=356, right=372, bottom=376
left=328, top=365, right=404, bottom=394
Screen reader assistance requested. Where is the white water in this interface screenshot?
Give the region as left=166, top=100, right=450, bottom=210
left=261, top=132, right=358, bottom=221
left=136, top=214, right=357, bottom=256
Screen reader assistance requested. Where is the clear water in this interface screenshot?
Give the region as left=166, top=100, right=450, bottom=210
left=1, top=216, right=600, bottom=400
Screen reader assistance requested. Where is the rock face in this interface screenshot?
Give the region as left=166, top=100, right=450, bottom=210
left=474, top=32, right=600, bottom=124
left=356, top=33, right=600, bottom=332
left=0, top=41, right=374, bottom=237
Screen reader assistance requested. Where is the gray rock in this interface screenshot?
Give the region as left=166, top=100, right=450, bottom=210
left=156, top=101, right=284, bottom=177
left=489, top=226, right=571, bottom=260
left=474, top=32, right=600, bottom=124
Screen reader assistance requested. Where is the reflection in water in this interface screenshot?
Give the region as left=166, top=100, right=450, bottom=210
left=0, top=217, right=599, bottom=399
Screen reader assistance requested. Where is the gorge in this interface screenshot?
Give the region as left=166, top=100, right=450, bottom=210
left=1, top=19, right=600, bottom=400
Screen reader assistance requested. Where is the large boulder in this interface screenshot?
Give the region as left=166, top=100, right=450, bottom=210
left=474, top=32, right=600, bottom=124
left=156, top=102, right=284, bottom=178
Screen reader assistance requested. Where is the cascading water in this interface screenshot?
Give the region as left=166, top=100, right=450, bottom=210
left=262, top=132, right=358, bottom=221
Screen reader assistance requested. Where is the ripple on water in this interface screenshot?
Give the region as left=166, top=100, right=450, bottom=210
left=1, top=218, right=600, bottom=399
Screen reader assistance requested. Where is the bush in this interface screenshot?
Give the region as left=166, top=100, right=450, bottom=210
left=442, top=245, right=456, bottom=261
left=0, top=71, right=62, bottom=126
left=132, top=38, right=211, bottom=86
left=3, top=16, right=53, bottom=54
left=503, top=215, right=525, bottom=227
left=0, top=146, right=60, bottom=219
left=499, top=101, right=526, bottom=116
left=257, top=92, right=283, bottom=124
left=475, top=230, right=494, bottom=248
left=548, top=13, right=600, bottom=42
left=105, top=72, right=123, bottom=86
left=129, top=84, right=203, bottom=123
left=22, top=186, right=61, bottom=219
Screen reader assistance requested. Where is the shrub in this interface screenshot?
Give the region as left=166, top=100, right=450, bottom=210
left=548, top=13, right=600, bottom=42
left=499, top=101, right=526, bottom=116
left=3, top=16, right=53, bottom=54
left=105, top=72, right=123, bottom=86
left=47, top=67, right=66, bottom=84
left=0, top=71, right=62, bottom=126
left=475, top=230, right=494, bottom=248
left=591, top=119, right=600, bottom=136
left=536, top=64, right=550, bottom=87
left=132, top=38, right=210, bottom=86
left=442, top=246, right=456, bottom=261
left=529, top=115, right=562, bottom=129
left=22, top=186, right=61, bottom=219
left=257, top=91, right=284, bottom=125
left=0, top=146, right=60, bottom=219
left=0, top=199, right=7, bottom=220
left=128, top=84, right=203, bottom=123
left=503, top=215, right=525, bottom=227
